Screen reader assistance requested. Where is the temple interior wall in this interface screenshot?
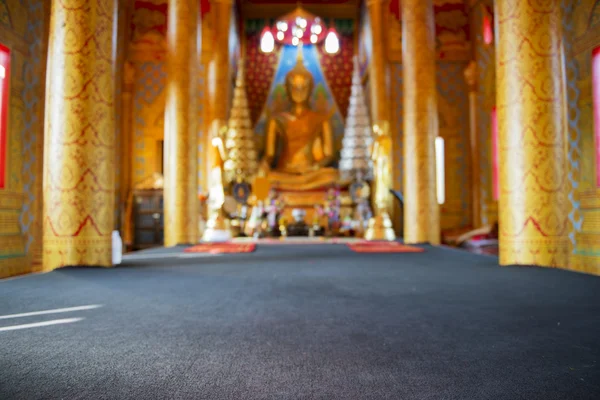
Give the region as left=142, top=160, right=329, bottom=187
left=0, top=0, right=599, bottom=278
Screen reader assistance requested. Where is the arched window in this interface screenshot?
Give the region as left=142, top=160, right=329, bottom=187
left=0, top=44, right=10, bottom=189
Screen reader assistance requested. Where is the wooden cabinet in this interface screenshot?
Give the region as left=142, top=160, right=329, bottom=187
left=132, top=189, right=164, bottom=250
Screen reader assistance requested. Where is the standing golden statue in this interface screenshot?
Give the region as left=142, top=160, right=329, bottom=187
left=365, top=122, right=396, bottom=241
left=202, top=120, right=232, bottom=242
left=259, top=44, right=339, bottom=191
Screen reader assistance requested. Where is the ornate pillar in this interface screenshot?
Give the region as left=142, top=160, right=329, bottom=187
left=205, top=0, right=231, bottom=214
left=496, top=0, right=568, bottom=266
left=121, top=62, right=135, bottom=247
left=164, top=0, right=200, bottom=246
left=210, top=0, right=232, bottom=122
left=401, top=0, right=440, bottom=244
left=43, top=0, right=118, bottom=270
left=464, top=61, right=481, bottom=228
left=366, top=0, right=393, bottom=223
left=366, top=0, right=389, bottom=123
left=121, top=62, right=135, bottom=208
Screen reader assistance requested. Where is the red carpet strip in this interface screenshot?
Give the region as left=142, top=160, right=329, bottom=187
left=347, top=242, right=424, bottom=253
left=184, top=243, right=256, bottom=254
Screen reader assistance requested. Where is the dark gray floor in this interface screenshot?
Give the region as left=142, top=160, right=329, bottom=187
left=1, top=245, right=599, bottom=400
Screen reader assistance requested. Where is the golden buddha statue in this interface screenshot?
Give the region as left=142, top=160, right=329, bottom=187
left=259, top=44, right=339, bottom=191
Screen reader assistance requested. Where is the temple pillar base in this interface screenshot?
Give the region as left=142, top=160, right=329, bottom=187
left=365, top=213, right=396, bottom=241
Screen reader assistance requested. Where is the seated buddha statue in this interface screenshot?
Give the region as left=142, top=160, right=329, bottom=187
left=258, top=44, right=340, bottom=191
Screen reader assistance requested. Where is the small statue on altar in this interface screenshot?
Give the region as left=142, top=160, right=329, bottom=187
left=340, top=215, right=355, bottom=237
left=265, top=188, right=283, bottom=237
left=324, top=187, right=342, bottom=235
left=279, top=216, right=289, bottom=238
left=312, top=205, right=326, bottom=236
left=354, top=198, right=373, bottom=236
left=245, top=199, right=265, bottom=237
left=287, top=208, right=310, bottom=237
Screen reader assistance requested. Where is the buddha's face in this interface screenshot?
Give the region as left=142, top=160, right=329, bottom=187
left=286, top=73, right=313, bottom=104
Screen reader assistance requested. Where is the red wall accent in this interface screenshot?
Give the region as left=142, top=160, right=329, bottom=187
left=389, top=0, right=400, bottom=20
left=593, top=46, right=600, bottom=187
left=245, top=33, right=281, bottom=126
left=317, top=33, right=354, bottom=117
left=0, top=44, right=10, bottom=189
left=483, top=13, right=493, bottom=45
left=131, top=0, right=168, bottom=39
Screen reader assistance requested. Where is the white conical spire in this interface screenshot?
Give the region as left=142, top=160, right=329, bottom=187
left=223, top=60, right=258, bottom=184
left=339, top=56, right=373, bottom=181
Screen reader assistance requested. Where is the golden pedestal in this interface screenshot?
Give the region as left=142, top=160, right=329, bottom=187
left=365, top=213, right=396, bottom=241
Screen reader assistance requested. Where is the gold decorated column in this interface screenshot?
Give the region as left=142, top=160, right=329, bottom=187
left=164, top=0, right=200, bottom=246
left=496, top=0, right=568, bottom=267
left=210, top=0, right=232, bottom=122
left=205, top=0, right=232, bottom=209
left=464, top=61, right=481, bottom=228
left=401, top=0, right=440, bottom=244
left=121, top=62, right=135, bottom=247
left=43, top=0, right=117, bottom=270
left=366, top=0, right=389, bottom=123
left=366, top=0, right=394, bottom=230
left=121, top=62, right=134, bottom=208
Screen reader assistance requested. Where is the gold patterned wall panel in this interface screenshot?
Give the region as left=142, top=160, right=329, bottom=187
left=0, top=191, right=27, bottom=278
left=21, top=0, right=48, bottom=270
left=8, top=88, right=23, bottom=191
left=132, top=61, right=167, bottom=185
left=43, top=0, right=117, bottom=270
left=437, top=61, right=471, bottom=232
left=0, top=0, right=47, bottom=278
left=566, top=0, right=600, bottom=274
left=496, top=0, right=569, bottom=267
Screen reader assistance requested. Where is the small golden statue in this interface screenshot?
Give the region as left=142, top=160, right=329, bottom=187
left=259, top=43, right=339, bottom=191
left=202, top=120, right=232, bottom=242
left=365, top=122, right=396, bottom=241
